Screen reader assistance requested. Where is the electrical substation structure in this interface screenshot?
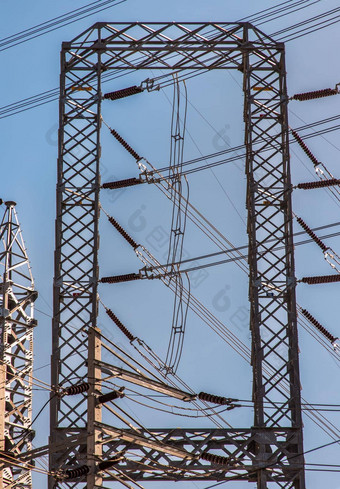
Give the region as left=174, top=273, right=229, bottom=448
left=49, top=22, right=306, bottom=489
left=0, top=201, right=37, bottom=489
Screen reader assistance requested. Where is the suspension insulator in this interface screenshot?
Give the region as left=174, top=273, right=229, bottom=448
left=105, top=307, right=135, bottom=342
left=62, top=382, right=90, bottom=396
left=291, top=130, right=319, bottom=166
left=296, top=178, right=340, bottom=190
left=102, top=178, right=141, bottom=189
left=98, top=455, right=123, bottom=471
left=97, top=387, right=125, bottom=405
left=292, top=88, right=338, bottom=101
left=100, top=273, right=140, bottom=284
left=107, top=216, right=138, bottom=249
left=300, top=308, right=336, bottom=343
left=201, top=452, right=230, bottom=466
left=110, top=128, right=141, bottom=161
left=104, top=85, right=143, bottom=101
left=296, top=217, right=327, bottom=252
left=301, top=274, right=340, bottom=285
left=198, top=391, right=231, bottom=405
left=64, top=465, right=90, bottom=479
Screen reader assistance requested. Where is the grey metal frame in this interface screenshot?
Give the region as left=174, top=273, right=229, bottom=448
left=0, top=202, right=36, bottom=489
left=50, top=22, right=305, bottom=489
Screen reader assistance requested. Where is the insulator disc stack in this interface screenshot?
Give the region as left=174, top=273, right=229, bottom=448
left=110, top=128, right=141, bottom=161
left=64, top=465, right=89, bottom=479
left=105, top=307, right=135, bottom=342
left=296, top=179, right=340, bottom=190
left=107, top=216, right=138, bottom=249
left=291, top=130, right=319, bottom=166
left=100, top=273, right=140, bottom=284
left=102, top=178, right=141, bottom=189
left=292, top=88, right=338, bottom=101
left=201, top=452, right=231, bottom=466
left=198, top=391, right=231, bottom=405
left=62, top=382, right=90, bottom=396
left=301, top=274, right=340, bottom=285
left=300, top=308, right=336, bottom=343
left=296, top=217, right=327, bottom=252
left=104, top=85, right=143, bottom=101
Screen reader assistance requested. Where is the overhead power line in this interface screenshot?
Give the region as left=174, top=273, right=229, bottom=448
left=0, top=0, right=126, bottom=52
left=142, top=222, right=340, bottom=275
left=0, top=1, right=329, bottom=120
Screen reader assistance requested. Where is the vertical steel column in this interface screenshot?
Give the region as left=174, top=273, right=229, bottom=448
left=0, top=202, right=36, bottom=489
left=49, top=28, right=102, bottom=488
left=244, top=29, right=305, bottom=488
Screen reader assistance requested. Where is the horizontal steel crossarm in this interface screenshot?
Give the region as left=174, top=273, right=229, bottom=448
left=94, top=428, right=304, bottom=481
left=62, top=22, right=283, bottom=72
left=97, top=360, right=195, bottom=400
left=97, top=422, right=198, bottom=459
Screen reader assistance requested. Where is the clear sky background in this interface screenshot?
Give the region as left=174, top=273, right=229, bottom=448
left=2, top=1, right=340, bottom=488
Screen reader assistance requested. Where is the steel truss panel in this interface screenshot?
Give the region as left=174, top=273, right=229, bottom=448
left=50, top=22, right=305, bottom=489
left=0, top=202, right=36, bottom=489
left=96, top=427, right=304, bottom=483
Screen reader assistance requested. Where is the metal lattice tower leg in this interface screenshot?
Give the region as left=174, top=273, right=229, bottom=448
left=49, top=22, right=305, bottom=489
left=0, top=201, right=37, bottom=489
left=243, top=27, right=305, bottom=488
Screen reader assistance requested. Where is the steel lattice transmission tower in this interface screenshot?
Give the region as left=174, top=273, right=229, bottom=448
left=49, top=22, right=306, bottom=489
left=0, top=201, right=37, bottom=489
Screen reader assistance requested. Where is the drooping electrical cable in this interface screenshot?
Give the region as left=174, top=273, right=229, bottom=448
left=102, top=120, right=340, bottom=372
left=101, top=116, right=340, bottom=442
left=101, top=193, right=340, bottom=442
left=163, top=75, right=190, bottom=375
left=273, top=5, right=340, bottom=41
left=97, top=291, right=236, bottom=429
left=101, top=212, right=340, bottom=441
left=0, top=0, right=126, bottom=52
left=103, top=110, right=340, bottom=181
left=138, top=222, right=340, bottom=275
left=98, top=296, right=236, bottom=430
left=102, top=120, right=249, bottom=276
left=1, top=1, right=336, bottom=119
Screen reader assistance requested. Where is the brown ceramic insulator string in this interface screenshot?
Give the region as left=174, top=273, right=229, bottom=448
left=100, top=273, right=140, bottom=284
left=200, top=452, right=232, bottom=466
left=300, top=309, right=337, bottom=344
left=104, top=307, right=135, bottom=342
left=107, top=215, right=139, bottom=249
left=103, top=85, right=143, bottom=101
left=296, top=216, right=328, bottom=252
left=198, top=392, right=233, bottom=406
left=109, top=127, right=142, bottom=161
left=63, top=465, right=89, bottom=480
left=102, top=177, right=141, bottom=189
left=291, top=87, right=338, bottom=101
left=62, top=383, right=90, bottom=396
left=291, top=129, right=319, bottom=166
left=297, top=178, right=340, bottom=190
left=301, top=274, right=340, bottom=285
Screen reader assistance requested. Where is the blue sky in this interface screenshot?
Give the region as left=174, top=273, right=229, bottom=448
left=2, top=1, right=340, bottom=488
